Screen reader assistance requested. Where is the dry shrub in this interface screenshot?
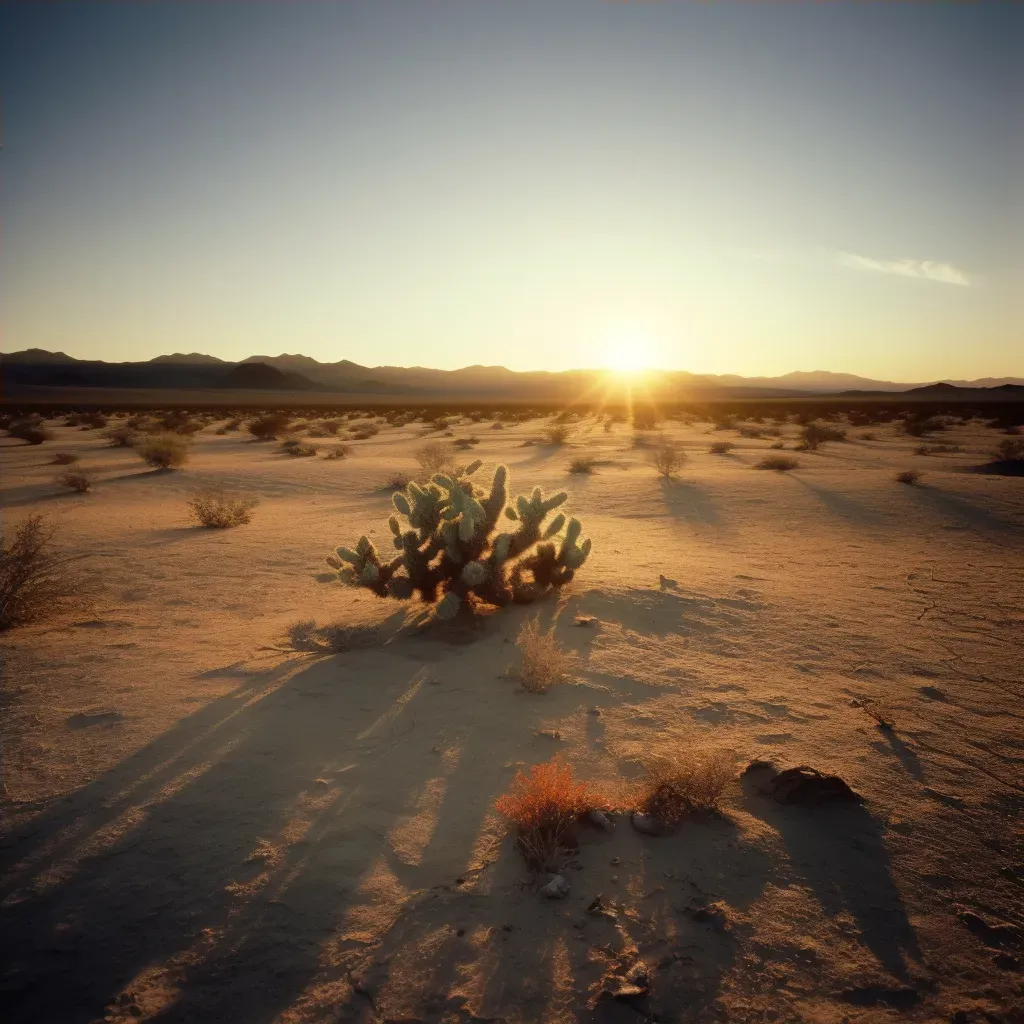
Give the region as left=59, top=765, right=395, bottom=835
left=542, top=424, right=571, bottom=445
left=756, top=455, right=799, bottom=471
left=134, top=432, right=189, bottom=469
left=279, top=438, right=319, bottom=457
left=0, top=514, right=83, bottom=629
left=632, top=410, right=660, bottom=431
left=495, top=758, right=609, bottom=870
left=647, top=437, right=686, bottom=478
left=769, top=439, right=786, bottom=450
left=915, top=444, right=962, bottom=455
left=382, top=471, right=413, bottom=491
left=414, top=440, right=456, bottom=475
left=516, top=618, right=579, bottom=693
left=103, top=424, right=139, bottom=447
left=248, top=412, right=291, bottom=440
left=896, top=469, right=922, bottom=485
left=800, top=423, right=846, bottom=449
left=996, top=438, right=1024, bottom=462
left=57, top=469, right=94, bottom=493
left=187, top=486, right=259, bottom=528
left=635, top=748, right=735, bottom=828
left=284, top=619, right=379, bottom=653
left=568, top=457, right=597, bottom=474
left=322, top=443, right=351, bottom=460
left=51, top=452, right=80, bottom=465
left=453, top=436, right=480, bottom=449
left=709, top=441, right=734, bottom=455
left=7, top=421, right=53, bottom=445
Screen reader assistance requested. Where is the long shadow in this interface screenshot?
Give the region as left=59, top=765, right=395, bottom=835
left=902, top=484, right=1020, bottom=533
left=871, top=728, right=925, bottom=781
left=793, top=477, right=886, bottom=529
left=741, top=774, right=921, bottom=980
left=658, top=478, right=721, bottom=527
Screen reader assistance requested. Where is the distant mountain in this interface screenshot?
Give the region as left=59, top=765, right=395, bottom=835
left=1, top=349, right=1021, bottom=400
left=219, top=362, right=316, bottom=390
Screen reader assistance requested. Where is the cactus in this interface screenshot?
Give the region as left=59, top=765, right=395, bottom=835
left=328, top=463, right=592, bottom=617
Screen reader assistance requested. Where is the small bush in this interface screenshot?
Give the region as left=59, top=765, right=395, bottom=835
left=382, top=471, right=413, bottom=491
left=996, top=439, right=1024, bottom=462
left=541, top=424, right=571, bottom=445
left=51, top=452, right=80, bottom=465
left=453, top=436, right=480, bottom=449
left=568, top=457, right=597, bottom=474
left=647, top=437, right=686, bottom=478
left=495, top=758, right=609, bottom=870
left=322, top=443, right=351, bottom=460
left=134, top=433, right=189, bottom=470
left=187, top=485, right=259, bottom=528
left=709, top=441, right=734, bottom=455
left=82, top=412, right=108, bottom=429
left=7, top=421, right=53, bottom=445
left=516, top=619, right=580, bottom=693
left=57, top=470, right=94, bottom=493
left=634, top=748, right=735, bottom=829
left=279, top=438, right=319, bottom=457
left=0, top=514, right=81, bottom=629
left=284, top=619, right=380, bottom=654
left=103, top=424, right=139, bottom=447
left=248, top=412, right=292, bottom=440
left=896, top=469, right=922, bottom=485
left=915, top=444, right=963, bottom=456
left=800, top=423, right=846, bottom=450
left=769, top=440, right=786, bottom=450
left=414, top=441, right=456, bottom=475
left=904, top=415, right=946, bottom=437
left=756, top=455, right=799, bottom=471
left=632, top=410, right=660, bottom=431
left=738, top=426, right=762, bottom=438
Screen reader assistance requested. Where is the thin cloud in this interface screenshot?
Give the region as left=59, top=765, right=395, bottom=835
left=835, top=252, right=970, bottom=287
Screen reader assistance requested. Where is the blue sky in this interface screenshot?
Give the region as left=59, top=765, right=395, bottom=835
left=1, top=1, right=1020, bottom=378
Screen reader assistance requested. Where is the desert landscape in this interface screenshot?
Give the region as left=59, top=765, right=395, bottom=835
left=1, top=403, right=1022, bottom=1023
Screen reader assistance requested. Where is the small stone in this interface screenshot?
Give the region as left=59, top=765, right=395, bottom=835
left=456, top=928, right=465, bottom=937
left=574, top=615, right=597, bottom=627
left=502, top=924, right=513, bottom=932
left=588, top=706, right=602, bottom=716
left=631, top=812, right=660, bottom=836
left=610, top=856, right=621, bottom=866
left=610, top=874, right=619, bottom=883
left=540, top=874, right=570, bottom=899
left=587, top=809, right=614, bottom=832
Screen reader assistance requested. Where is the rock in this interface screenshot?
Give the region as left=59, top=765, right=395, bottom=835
left=995, top=953, right=1020, bottom=971
left=586, top=809, right=614, bottom=831
left=540, top=874, right=570, bottom=899
left=744, top=761, right=863, bottom=806
left=630, top=811, right=661, bottom=835
left=959, top=910, right=1022, bottom=948
left=588, top=706, right=602, bottom=716
left=610, top=856, right=621, bottom=866
left=587, top=895, right=617, bottom=920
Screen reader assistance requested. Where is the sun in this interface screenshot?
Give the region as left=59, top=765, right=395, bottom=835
left=603, top=334, right=653, bottom=375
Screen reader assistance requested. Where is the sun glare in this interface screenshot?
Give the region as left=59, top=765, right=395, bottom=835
left=603, top=335, right=654, bottom=375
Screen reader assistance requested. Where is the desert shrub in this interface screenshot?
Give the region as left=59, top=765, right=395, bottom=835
left=187, top=485, right=259, bottom=528
left=329, top=462, right=592, bottom=620
left=713, top=416, right=736, bottom=431
left=634, top=748, right=735, bottom=829
left=915, top=444, right=963, bottom=455
left=279, top=438, right=319, bottom=457
left=381, top=471, right=413, bottom=491
left=756, top=455, right=799, bottom=471
left=904, top=415, right=946, bottom=437
left=995, top=438, right=1024, bottom=462
left=709, top=441, right=734, bottom=455
left=103, top=424, right=139, bottom=447
left=158, top=412, right=203, bottom=436
left=453, top=436, right=480, bottom=449
left=223, top=417, right=243, bottom=432
left=51, top=452, right=80, bottom=465
left=738, top=426, right=762, bottom=438
left=896, top=469, right=922, bottom=485
left=568, top=457, right=597, bottom=474
left=283, top=619, right=380, bottom=653
left=320, top=419, right=342, bottom=435
left=82, top=412, right=108, bottom=429
left=769, top=440, right=786, bottom=450
left=516, top=618, right=580, bottom=692
left=248, top=412, right=291, bottom=440
left=414, top=441, right=456, bottom=475
left=495, top=758, right=609, bottom=870
left=800, top=423, right=846, bottom=450
left=322, top=443, right=351, bottom=460
left=0, top=514, right=82, bottom=629
left=57, top=469, right=94, bottom=493
left=541, top=424, right=571, bottom=445
left=7, top=421, right=53, bottom=445
left=632, top=410, right=660, bottom=431
left=64, top=414, right=84, bottom=427
left=134, top=433, right=189, bottom=470
left=647, top=437, right=686, bottom=478
left=491, top=421, right=504, bottom=430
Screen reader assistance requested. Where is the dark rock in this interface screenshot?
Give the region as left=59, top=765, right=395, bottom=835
left=744, top=761, right=863, bottom=806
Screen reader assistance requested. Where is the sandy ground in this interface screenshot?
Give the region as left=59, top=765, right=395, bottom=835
left=1, top=411, right=1022, bottom=1024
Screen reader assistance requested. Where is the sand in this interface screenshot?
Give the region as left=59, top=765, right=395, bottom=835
left=1, top=411, right=1022, bottom=1023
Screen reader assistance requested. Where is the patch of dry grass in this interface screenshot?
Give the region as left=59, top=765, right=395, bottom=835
left=187, top=486, right=259, bottom=528
left=283, top=619, right=380, bottom=654
left=756, top=455, right=799, bottom=471
left=495, top=758, right=609, bottom=870
left=634, top=747, right=735, bottom=828
left=414, top=441, right=456, bottom=475
left=134, top=433, right=189, bottom=469
left=647, top=437, right=686, bottom=478
left=896, top=469, right=922, bottom=485
left=51, top=452, right=80, bottom=465
left=515, top=619, right=580, bottom=692
left=57, top=469, right=95, bottom=493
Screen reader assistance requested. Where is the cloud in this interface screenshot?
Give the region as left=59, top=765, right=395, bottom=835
left=835, top=252, right=970, bottom=287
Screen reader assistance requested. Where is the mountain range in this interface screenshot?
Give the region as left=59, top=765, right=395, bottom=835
left=1, top=349, right=1022, bottom=400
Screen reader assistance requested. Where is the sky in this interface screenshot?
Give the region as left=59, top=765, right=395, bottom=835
left=1, top=1, right=1021, bottom=380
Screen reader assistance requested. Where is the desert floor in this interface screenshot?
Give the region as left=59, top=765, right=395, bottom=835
left=1, top=411, right=1022, bottom=1024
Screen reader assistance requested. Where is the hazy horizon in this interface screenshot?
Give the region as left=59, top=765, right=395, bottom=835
left=2, top=1, right=1021, bottom=379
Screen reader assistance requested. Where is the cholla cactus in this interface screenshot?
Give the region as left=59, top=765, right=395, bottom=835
left=328, top=462, right=592, bottom=619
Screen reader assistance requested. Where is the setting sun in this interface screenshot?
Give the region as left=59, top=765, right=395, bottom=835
left=603, top=335, right=654, bottom=374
